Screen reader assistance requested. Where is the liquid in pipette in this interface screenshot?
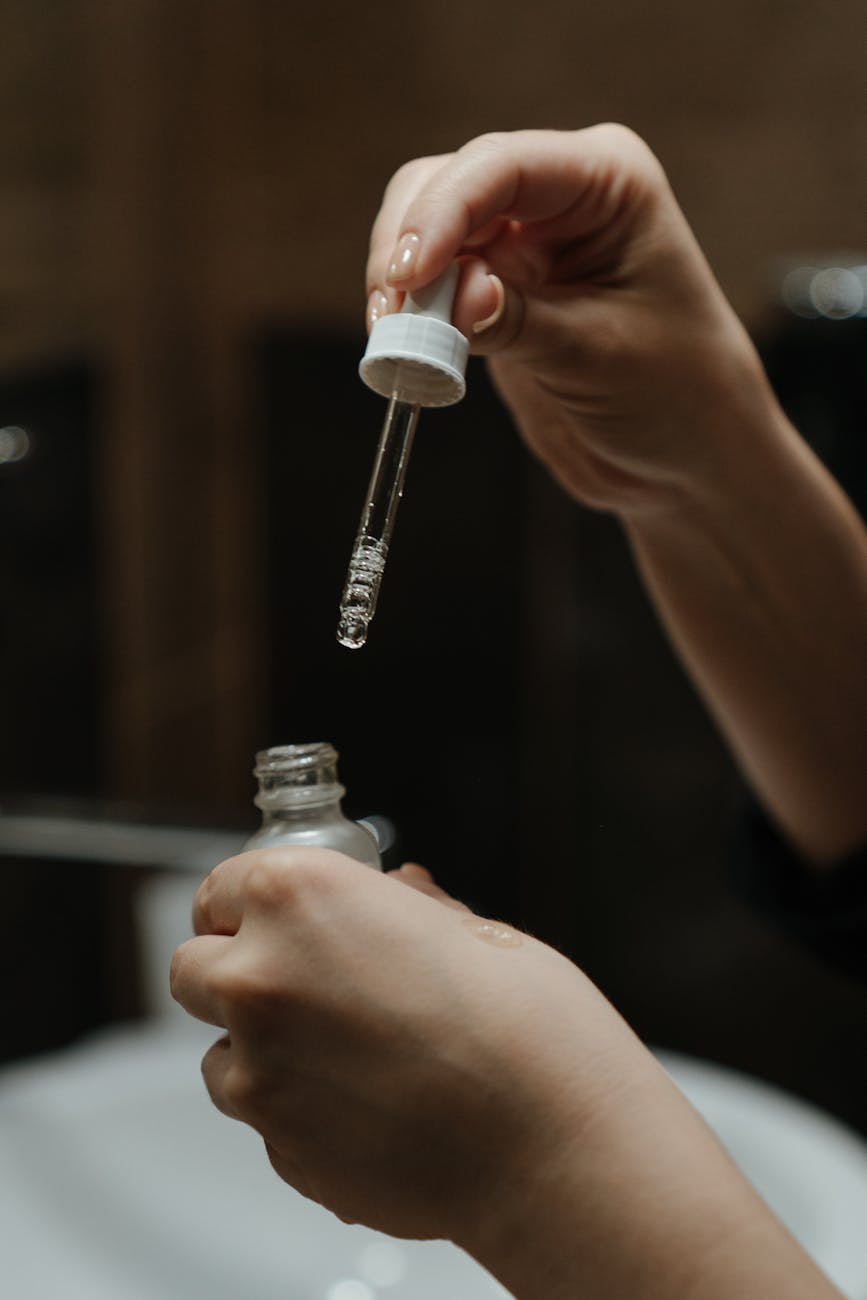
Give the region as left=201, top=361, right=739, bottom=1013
left=336, top=537, right=388, bottom=649
left=336, top=394, right=419, bottom=649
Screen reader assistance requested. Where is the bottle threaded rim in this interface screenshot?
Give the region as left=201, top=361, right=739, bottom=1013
left=253, top=743, right=344, bottom=810
left=254, top=742, right=338, bottom=775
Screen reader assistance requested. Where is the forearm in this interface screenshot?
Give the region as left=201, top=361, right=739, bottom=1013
left=623, top=379, right=867, bottom=866
left=464, top=1066, right=842, bottom=1300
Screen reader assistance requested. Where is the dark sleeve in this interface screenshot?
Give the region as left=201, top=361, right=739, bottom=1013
left=730, top=800, right=867, bottom=983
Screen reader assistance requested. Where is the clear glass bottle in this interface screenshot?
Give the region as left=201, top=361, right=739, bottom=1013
left=244, top=742, right=381, bottom=869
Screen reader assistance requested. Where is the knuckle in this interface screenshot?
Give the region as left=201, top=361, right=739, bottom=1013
left=209, top=951, right=290, bottom=1017
left=243, top=848, right=336, bottom=912
left=243, top=853, right=296, bottom=908
left=589, top=122, right=663, bottom=179
left=191, top=852, right=245, bottom=934
left=192, top=869, right=217, bottom=931
left=243, top=854, right=295, bottom=910
left=389, top=154, right=438, bottom=190
left=168, top=938, right=192, bottom=994
left=591, top=121, right=645, bottom=152
left=378, top=154, right=446, bottom=221
left=586, top=311, right=637, bottom=371
left=222, top=1060, right=272, bottom=1120
left=462, top=130, right=511, bottom=158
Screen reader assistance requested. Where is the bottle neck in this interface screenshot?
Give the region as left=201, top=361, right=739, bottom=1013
left=253, top=742, right=347, bottom=820
left=257, top=795, right=345, bottom=827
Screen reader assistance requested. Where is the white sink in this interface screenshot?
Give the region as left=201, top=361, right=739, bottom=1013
left=1, top=1022, right=866, bottom=1299
left=0, top=1021, right=511, bottom=1300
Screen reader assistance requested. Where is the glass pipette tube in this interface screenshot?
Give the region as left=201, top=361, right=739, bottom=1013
left=336, top=392, right=420, bottom=649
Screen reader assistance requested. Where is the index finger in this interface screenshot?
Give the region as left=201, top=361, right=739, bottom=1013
left=372, top=125, right=660, bottom=292
left=366, top=151, right=510, bottom=297
left=192, top=850, right=271, bottom=936
left=365, top=153, right=449, bottom=298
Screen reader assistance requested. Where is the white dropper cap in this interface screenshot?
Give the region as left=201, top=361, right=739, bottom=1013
left=359, top=263, right=469, bottom=407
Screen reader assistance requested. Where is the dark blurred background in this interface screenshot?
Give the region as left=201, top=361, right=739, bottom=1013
left=1, top=0, right=865, bottom=1133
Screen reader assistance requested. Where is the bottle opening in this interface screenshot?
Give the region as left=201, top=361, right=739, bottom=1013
left=253, top=743, right=344, bottom=809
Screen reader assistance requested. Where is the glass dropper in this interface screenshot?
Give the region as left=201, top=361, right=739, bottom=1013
left=336, top=265, right=468, bottom=650
left=336, top=389, right=420, bottom=649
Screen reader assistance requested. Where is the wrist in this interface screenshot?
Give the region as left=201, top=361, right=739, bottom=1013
left=534, top=310, right=791, bottom=530
left=454, top=1056, right=690, bottom=1297
left=458, top=1061, right=838, bottom=1300
left=620, top=327, right=790, bottom=531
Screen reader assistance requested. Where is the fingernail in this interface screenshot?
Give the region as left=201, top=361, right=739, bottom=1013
left=472, top=274, right=506, bottom=335
left=367, top=288, right=388, bottom=329
left=387, top=232, right=421, bottom=283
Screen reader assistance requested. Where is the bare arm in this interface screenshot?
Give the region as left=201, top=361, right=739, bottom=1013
left=471, top=1065, right=843, bottom=1300
left=367, top=126, right=867, bottom=865
left=626, top=382, right=867, bottom=865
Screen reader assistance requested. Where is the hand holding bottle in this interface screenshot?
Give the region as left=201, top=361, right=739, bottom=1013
left=170, top=848, right=838, bottom=1299
left=170, top=848, right=650, bottom=1241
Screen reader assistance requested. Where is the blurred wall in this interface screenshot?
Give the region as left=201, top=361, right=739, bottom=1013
left=2, top=0, right=864, bottom=801
left=2, top=0, right=865, bottom=358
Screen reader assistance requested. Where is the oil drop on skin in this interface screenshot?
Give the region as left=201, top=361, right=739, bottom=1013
left=463, top=917, right=523, bottom=948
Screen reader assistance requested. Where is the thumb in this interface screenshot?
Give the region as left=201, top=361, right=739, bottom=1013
left=453, top=258, right=524, bottom=355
